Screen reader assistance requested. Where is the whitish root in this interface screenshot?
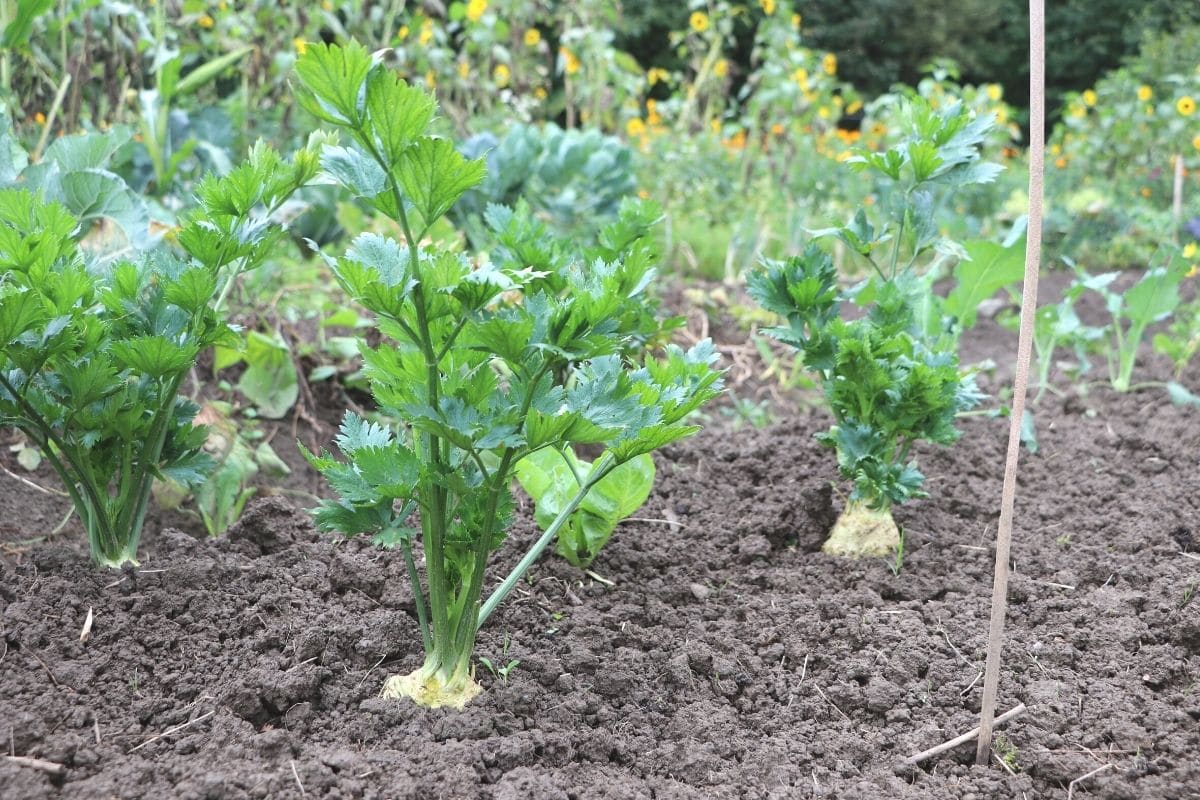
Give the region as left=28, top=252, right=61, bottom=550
left=822, top=501, right=901, bottom=558
left=381, top=667, right=481, bottom=709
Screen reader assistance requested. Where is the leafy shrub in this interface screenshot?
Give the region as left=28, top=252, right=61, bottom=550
left=0, top=140, right=321, bottom=566
left=295, top=42, right=722, bottom=708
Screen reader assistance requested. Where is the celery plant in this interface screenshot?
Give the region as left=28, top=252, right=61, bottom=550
left=295, top=43, right=723, bottom=708
left=0, top=140, right=321, bottom=566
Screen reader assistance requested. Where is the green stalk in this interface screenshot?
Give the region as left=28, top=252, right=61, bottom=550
left=401, top=537, right=432, bottom=653
left=477, top=454, right=615, bottom=628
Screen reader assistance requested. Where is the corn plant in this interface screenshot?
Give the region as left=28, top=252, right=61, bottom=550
left=295, top=42, right=723, bottom=708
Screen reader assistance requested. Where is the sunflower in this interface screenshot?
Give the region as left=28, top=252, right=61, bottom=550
left=1137, top=85, right=1152, bottom=102
left=524, top=28, right=541, bottom=47
left=466, top=0, right=487, bottom=22
left=689, top=11, right=710, bottom=33
left=1177, top=96, right=1196, bottom=116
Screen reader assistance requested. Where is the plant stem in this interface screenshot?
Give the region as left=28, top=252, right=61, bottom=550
left=477, top=454, right=614, bottom=629
left=401, top=538, right=432, bottom=653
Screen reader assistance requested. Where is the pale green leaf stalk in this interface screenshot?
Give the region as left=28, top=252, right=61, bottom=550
left=295, top=42, right=723, bottom=709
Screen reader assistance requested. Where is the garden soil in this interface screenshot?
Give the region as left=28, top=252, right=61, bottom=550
left=2, top=288, right=1199, bottom=799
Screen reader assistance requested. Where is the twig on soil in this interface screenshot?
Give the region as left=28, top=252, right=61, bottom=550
left=813, top=686, right=850, bottom=722
left=4, top=755, right=66, bottom=776
left=900, top=703, right=1027, bottom=768
left=290, top=760, right=307, bottom=797
left=623, top=516, right=687, bottom=528
left=0, top=464, right=67, bottom=496
left=1180, top=552, right=1200, bottom=562
left=30, top=650, right=63, bottom=688
left=92, top=713, right=101, bottom=746
left=1033, top=580, right=1076, bottom=591
left=127, top=710, right=215, bottom=754
left=1067, top=763, right=1113, bottom=799
left=584, top=570, right=615, bottom=588
left=993, top=752, right=1018, bottom=776
left=354, top=654, right=388, bottom=690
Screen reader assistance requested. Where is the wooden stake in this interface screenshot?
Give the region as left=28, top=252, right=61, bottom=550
left=976, top=0, right=1045, bottom=766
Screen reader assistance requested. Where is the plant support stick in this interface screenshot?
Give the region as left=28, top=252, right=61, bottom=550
left=976, top=0, right=1044, bottom=766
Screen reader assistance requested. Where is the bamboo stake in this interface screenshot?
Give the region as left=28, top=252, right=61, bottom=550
left=975, top=0, right=1045, bottom=766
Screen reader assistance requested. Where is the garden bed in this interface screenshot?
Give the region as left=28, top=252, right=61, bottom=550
left=1, top=305, right=1198, bottom=800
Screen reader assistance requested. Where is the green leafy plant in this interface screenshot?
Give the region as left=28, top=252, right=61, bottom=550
left=1153, top=297, right=1199, bottom=382
left=0, top=139, right=321, bottom=567
left=750, top=245, right=981, bottom=557
left=1072, top=249, right=1189, bottom=392
left=515, top=447, right=654, bottom=569
left=295, top=42, right=722, bottom=709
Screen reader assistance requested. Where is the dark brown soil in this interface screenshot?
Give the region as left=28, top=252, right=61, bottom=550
left=2, top=289, right=1199, bottom=799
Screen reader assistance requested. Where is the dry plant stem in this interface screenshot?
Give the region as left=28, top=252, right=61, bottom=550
left=903, top=703, right=1027, bottom=767
left=976, top=0, right=1044, bottom=766
left=4, top=754, right=67, bottom=776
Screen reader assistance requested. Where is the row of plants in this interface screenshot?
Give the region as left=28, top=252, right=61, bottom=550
left=4, top=39, right=1196, bottom=711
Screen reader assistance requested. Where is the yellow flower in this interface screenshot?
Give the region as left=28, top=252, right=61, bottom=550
left=425, top=70, right=436, bottom=88
left=626, top=118, right=647, bottom=137
left=293, top=38, right=307, bottom=55
left=493, top=63, right=510, bottom=87
left=846, top=100, right=862, bottom=115
left=466, top=0, right=487, bottom=22
left=710, top=118, right=722, bottom=134
left=1183, top=242, right=1197, bottom=259
left=771, top=122, right=784, bottom=136
left=1188, top=264, right=1199, bottom=278
left=1137, top=84, right=1152, bottom=102
left=197, top=14, right=214, bottom=28
left=996, top=107, right=1008, bottom=124
left=791, top=12, right=801, bottom=29
left=647, top=67, right=669, bottom=85
left=1069, top=104, right=1086, bottom=119
left=870, top=121, right=887, bottom=137
left=1082, top=89, right=1097, bottom=106
left=33, top=111, right=45, bottom=125
left=1194, top=134, right=1200, bottom=151
left=458, top=61, right=470, bottom=79
left=986, top=84, right=1002, bottom=102
left=534, top=86, right=548, bottom=100
left=760, top=0, right=776, bottom=14
left=713, top=59, right=728, bottom=78
left=321, top=0, right=332, bottom=10
left=1177, top=96, right=1196, bottom=116
left=817, top=106, right=830, bottom=119
left=1054, top=157, right=1067, bottom=168
left=823, top=53, right=837, bottom=75
left=646, top=99, right=662, bottom=125
left=560, top=47, right=580, bottom=76
left=1140, top=187, right=1151, bottom=198
left=1050, top=143, right=1062, bottom=156
left=791, top=67, right=808, bottom=89
left=689, top=11, right=709, bottom=33
left=524, top=28, right=541, bottom=47
left=397, top=25, right=409, bottom=41
left=419, top=21, right=434, bottom=46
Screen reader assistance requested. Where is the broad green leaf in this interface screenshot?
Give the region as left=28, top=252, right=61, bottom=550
left=944, top=238, right=1025, bottom=330
left=294, top=41, right=373, bottom=124
left=365, top=70, right=436, bottom=162
left=1121, top=261, right=1184, bottom=328
left=109, top=335, right=198, bottom=377
left=396, top=137, right=486, bottom=230
left=237, top=331, right=298, bottom=418
left=163, top=267, right=218, bottom=313
left=1, top=0, right=54, bottom=48
left=321, top=145, right=387, bottom=198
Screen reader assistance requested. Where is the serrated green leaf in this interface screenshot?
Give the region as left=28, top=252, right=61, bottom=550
left=396, top=137, right=486, bottom=230
left=109, top=335, right=198, bottom=377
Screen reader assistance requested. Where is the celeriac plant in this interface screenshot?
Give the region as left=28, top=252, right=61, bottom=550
left=0, top=140, right=321, bottom=566
left=750, top=246, right=981, bottom=556
left=294, top=42, right=723, bottom=709
left=750, top=98, right=1000, bottom=558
